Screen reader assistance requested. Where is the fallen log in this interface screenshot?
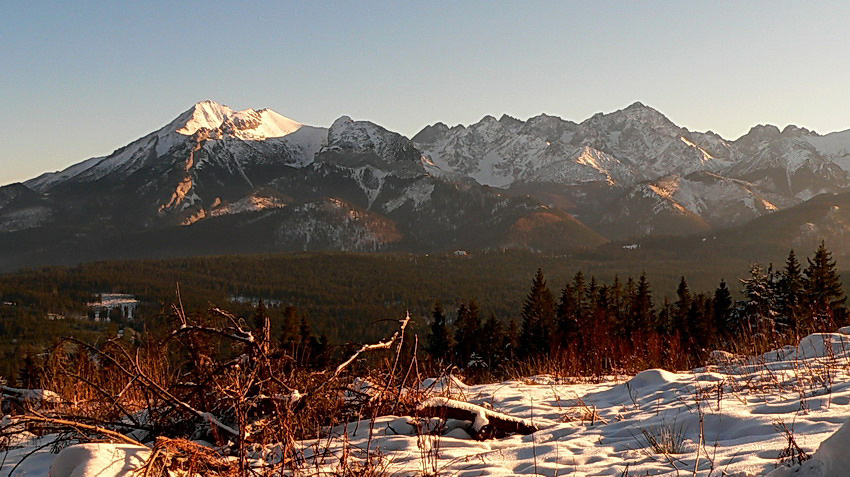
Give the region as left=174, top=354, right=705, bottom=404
left=416, top=396, right=538, bottom=440
left=1, top=386, right=61, bottom=413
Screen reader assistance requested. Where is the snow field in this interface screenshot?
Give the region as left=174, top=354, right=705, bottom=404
left=298, top=331, right=850, bottom=476
left=5, top=331, right=850, bottom=475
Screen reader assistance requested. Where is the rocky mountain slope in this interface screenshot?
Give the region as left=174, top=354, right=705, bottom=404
left=3, top=100, right=850, bottom=270
left=0, top=101, right=606, bottom=271
left=415, top=102, right=850, bottom=238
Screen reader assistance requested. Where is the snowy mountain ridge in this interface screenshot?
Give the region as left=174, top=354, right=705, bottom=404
left=412, top=102, right=739, bottom=189
left=5, top=99, right=850, bottom=268
left=414, top=102, right=850, bottom=196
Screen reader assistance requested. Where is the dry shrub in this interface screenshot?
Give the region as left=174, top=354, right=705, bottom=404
left=2, top=301, right=415, bottom=476
left=138, top=437, right=236, bottom=476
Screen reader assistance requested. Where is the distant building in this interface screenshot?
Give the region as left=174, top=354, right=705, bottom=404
left=87, top=294, right=140, bottom=321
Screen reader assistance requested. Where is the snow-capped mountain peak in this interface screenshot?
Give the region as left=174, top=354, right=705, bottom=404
left=24, top=101, right=314, bottom=192
left=171, top=100, right=235, bottom=136
left=170, top=100, right=303, bottom=140
left=323, top=116, right=423, bottom=170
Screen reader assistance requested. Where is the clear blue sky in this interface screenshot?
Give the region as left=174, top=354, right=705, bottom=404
left=3, top=1, right=850, bottom=186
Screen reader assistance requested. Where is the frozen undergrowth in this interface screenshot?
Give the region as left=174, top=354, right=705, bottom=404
left=6, top=330, right=850, bottom=476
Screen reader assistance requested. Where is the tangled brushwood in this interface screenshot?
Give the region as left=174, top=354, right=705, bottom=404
left=0, top=299, right=418, bottom=475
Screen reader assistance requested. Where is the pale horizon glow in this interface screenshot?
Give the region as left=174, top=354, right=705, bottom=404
left=3, top=1, right=850, bottom=186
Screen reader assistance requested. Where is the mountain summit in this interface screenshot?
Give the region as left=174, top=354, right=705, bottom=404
left=168, top=100, right=304, bottom=140
left=4, top=100, right=850, bottom=270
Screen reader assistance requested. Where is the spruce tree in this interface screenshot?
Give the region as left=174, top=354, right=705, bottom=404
left=519, top=269, right=556, bottom=357
left=556, top=284, right=577, bottom=349
left=505, top=319, right=520, bottom=358
left=252, top=299, right=267, bottom=330
left=18, top=351, right=40, bottom=389
left=624, top=277, right=637, bottom=334
left=279, top=306, right=299, bottom=356
left=804, top=241, right=847, bottom=327
left=454, top=300, right=482, bottom=366
left=713, top=279, right=733, bottom=339
left=426, top=301, right=452, bottom=363
left=608, top=275, right=626, bottom=336
left=658, top=297, right=672, bottom=335
left=688, top=294, right=711, bottom=352
left=777, top=250, right=803, bottom=332
left=586, top=276, right=598, bottom=313
left=741, top=263, right=780, bottom=335
left=631, top=273, right=654, bottom=333
left=673, top=276, right=691, bottom=336
left=479, top=315, right=506, bottom=368
left=297, top=316, right=316, bottom=365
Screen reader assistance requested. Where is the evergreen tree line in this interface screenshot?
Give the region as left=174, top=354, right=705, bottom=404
left=425, top=242, right=847, bottom=375
left=252, top=301, right=330, bottom=370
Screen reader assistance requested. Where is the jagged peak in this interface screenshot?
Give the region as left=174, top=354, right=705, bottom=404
left=411, top=122, right=450, bottom=144
left=781, top=124, right=815, bottom=137
left=525, top=113, right=573, bottom=127
left=743, top=124, right=782, bottom=138
left=328, top=115, right=404, bottom=144
left=618, top=101, right=666, bottom=118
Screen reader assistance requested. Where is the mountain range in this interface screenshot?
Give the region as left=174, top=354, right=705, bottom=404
left=3, top=100, right=850, bottom=271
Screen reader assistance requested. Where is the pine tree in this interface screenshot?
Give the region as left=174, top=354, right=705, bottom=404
left=426, top=301, right=452, bottom=363
left=804, top=241, right=847, bottom=328
left=519, top=269, right=555, bottom=357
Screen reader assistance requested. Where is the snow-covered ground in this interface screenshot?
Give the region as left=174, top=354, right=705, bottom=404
left=300, top=330, right=850, bottom=476
left=6, top=330, right=850, bottom=476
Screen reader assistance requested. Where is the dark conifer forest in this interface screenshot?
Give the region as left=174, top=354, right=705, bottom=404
left=1, top=243, right=846, bottom=384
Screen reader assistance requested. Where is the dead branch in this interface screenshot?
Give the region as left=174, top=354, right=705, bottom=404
left=15, top=413, right=147, bottom=447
